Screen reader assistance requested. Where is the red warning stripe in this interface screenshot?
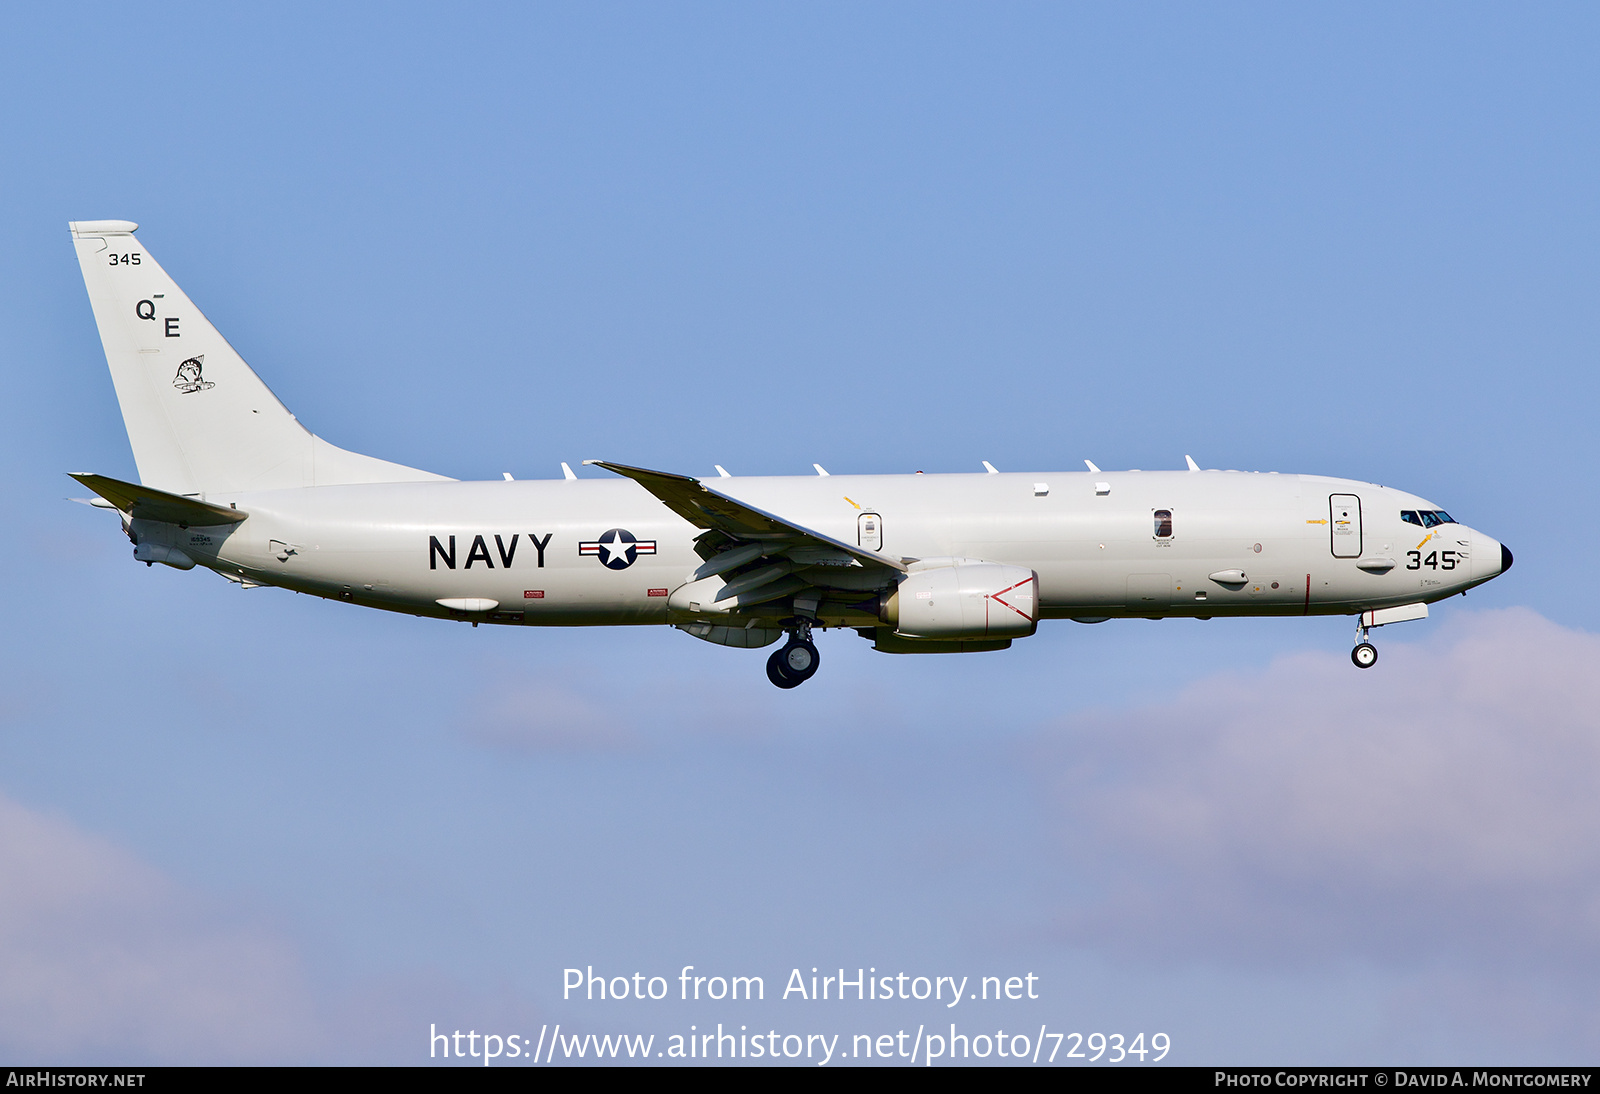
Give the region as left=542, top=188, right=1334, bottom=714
left=987, top=577, right=1037, bottom=622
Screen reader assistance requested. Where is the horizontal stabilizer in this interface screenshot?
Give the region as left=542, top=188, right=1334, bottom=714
left=68, top=472, right=247, bottom=526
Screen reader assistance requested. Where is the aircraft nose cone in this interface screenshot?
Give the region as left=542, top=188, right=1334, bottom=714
left=1470, top=530, right=1510, bottom=582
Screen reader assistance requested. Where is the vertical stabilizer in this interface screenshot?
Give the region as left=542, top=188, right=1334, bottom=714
left=68, top=221, right=449, bottom=495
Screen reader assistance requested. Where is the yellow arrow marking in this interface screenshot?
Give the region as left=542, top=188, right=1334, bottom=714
left=1306, top=519, right=1327, bottom=525
left=843, top=496, right=861, bottom=510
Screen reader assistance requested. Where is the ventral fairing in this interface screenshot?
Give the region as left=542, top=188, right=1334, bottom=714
left=66, top=221, right=1512, bottom=687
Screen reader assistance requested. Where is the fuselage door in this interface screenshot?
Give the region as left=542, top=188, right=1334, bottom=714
left=1330, top=494, right=1362, bottom=558
left=858, top=511, right=883, bottom=552
left=1126, top=573, right=1172, bottom=612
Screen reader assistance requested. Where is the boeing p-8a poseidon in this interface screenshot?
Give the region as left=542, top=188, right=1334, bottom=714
left=66, top=221, right=1512, bottom=687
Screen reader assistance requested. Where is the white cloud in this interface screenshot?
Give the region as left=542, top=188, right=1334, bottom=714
left=1044, top=608, right=1600, bottom=977
left=0, top=793, right=320, bottom=1062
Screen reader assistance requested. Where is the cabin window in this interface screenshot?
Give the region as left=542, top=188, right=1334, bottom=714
left=1401, top=510, right=1423, bottom=527
left=1153, top=509, right=1173, bottom=538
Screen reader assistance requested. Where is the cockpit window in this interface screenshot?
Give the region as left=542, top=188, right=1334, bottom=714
left=1432, top=510, right=1455, bottom=524
left=1153, top=509, right=1173, bottom=538
left=1404, top=509, right=1456, bottom=528
left=1401, top=510, right=1423, bottom=527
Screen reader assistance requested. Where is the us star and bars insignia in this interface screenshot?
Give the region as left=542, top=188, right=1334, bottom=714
left=579, top=528, right=656, bottom=570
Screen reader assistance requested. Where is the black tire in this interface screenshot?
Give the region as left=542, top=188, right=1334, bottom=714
left=783, top=639, right=820, bottom=682
left=767, top=649, right=803, bottom=689
left=1351, top=642, right=1378, bottom=669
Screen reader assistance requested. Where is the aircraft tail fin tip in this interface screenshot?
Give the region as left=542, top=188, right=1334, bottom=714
left=69, top=220, right=138, bottom=237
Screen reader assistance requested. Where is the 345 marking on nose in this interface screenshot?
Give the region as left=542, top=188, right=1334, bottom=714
left=1406, top=550, right=1461, bottom=571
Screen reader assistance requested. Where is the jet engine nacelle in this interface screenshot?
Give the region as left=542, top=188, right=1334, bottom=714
left=881, top=559, right=1038, bottom=640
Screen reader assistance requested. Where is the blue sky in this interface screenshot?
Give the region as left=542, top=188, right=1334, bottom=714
left=2, top=2, right=1597, bottom=1064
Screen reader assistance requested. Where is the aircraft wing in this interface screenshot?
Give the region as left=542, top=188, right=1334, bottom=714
left=69, top=472, right=248, bottom=526
left=585, top=461, right=907, bottom=573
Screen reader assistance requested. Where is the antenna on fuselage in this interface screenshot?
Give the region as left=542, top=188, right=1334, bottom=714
left=560, top=462, right=577, bottom=480
left=982, top=461, right=999, bottom=474
left=1084, top=459, right=1101, bottom=473
left=1185, top=455, right=1201, bottom=471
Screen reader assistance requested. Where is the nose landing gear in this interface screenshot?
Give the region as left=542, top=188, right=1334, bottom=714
left=767, top=624, right=821, bottom=689
left=1351, top=619, right=1378, bottom=669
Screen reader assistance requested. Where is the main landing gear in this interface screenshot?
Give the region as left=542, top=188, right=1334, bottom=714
left=767, top=624, right=821, bottom=689
left=1351, top=618, right=1378, bottom=669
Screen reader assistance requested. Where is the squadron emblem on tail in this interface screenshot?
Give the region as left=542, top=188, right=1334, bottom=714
left=173, top=355, right=214, bottom=393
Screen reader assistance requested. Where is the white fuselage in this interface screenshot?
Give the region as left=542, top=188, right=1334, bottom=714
left=133, top=468, right=1505, bottom=629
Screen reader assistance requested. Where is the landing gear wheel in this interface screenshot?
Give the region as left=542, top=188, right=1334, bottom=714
left=766, top=649, right=802, bottom=689
left=783, top=639, right=819, bottom=679
left=766, top=638, right=820, bottom=689
left=1351, top=642, right=1378, bottom=669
